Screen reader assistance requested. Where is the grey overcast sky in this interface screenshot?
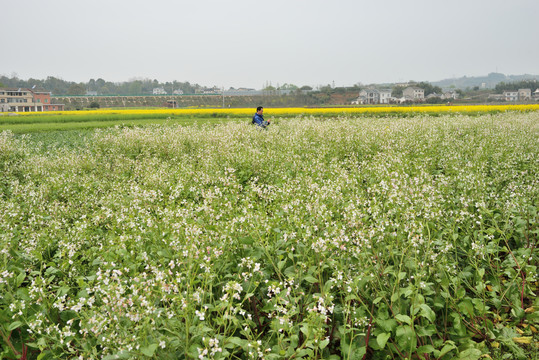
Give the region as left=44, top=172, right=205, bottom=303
left=2, top=0, right=538, bottom=89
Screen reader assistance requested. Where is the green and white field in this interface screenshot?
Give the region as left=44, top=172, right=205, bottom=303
left=0, top=112, right=538, bottom=359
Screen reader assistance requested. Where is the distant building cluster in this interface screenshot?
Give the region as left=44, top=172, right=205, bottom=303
left=488, top=89, right=539, bottom=102
left=0, top=88, right=64, bottom=112
left=351, top=87, right=459, bottom=105
left=149, top=87, right=220, bottom=95
left=152, top=88, right=167, bottom=95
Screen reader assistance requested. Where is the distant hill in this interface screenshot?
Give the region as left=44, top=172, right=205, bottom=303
left=432, top=73, right=539, bottom=90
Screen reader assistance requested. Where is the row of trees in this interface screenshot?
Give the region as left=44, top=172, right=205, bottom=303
left=3, top=75, right=536, bottom=99
left=494, top=80, right=538, bottom=93
left=1, top=75, right=354, bottom=96
left=0, top=75, right=205, bottom=96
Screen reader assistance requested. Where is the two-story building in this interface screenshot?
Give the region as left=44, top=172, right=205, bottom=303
left=503, top=91, right=518, bottom=101
left=379, top=89, right=392, bottom=104
left=357, top=89, right=378, bottom=104
left=0, top=88, right=64, bottom=112
left=353, top=89, right=392, bottom=104
left=518, top=88, right=532, bottom=101
left=403, top=87, right=425, bottom=101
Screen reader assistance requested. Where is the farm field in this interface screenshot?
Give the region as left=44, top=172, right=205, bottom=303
left=1, top=104, right=539, bottom=133
left=0, top=111, right=538, bottom=359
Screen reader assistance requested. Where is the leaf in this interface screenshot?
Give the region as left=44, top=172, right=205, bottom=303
left=240, top=236, right=254, bottom=245
left=290, top=334, right=299, bottom=348
left=60, top=310, right=77, bottom=322
left=437, top=342, right=456, bottom=358
left=16, top=272, right=25, bottom=286
left=417, top=345, right=435, bottom=354
left=91, top=258, right=102, bottom=266
left=304, top=275, right=318, bottom=284
left=319, top=338, right=329, bottom=349
left=419, top=304, right=436, bottom=323
left=403, top=287, right=414, bottom=298
left=346, top=346, right=366, bottom=359
left=395, top=314, right=412, bottom=325
left=284, top=266, right=296, bottom=277
left=297, top=348, right=314, bottom=357
left=227, top=337, right=247, bottom=349
left=8, top=321, right=23, bottom=331
left=458, top=348, right=482, bottom=360
left=376, top=318, right=397, bottom=333
left=416, top=324, right=437, bottom=337
left=57, top=286, right=70, bottom=297
left=37, top=352, right=52, bottom=360
left=141, top=343, right=158, bottom=357
left=376, top=332, right=391, bottom=349
left=512, top=336, right=532, bottom=344
left=458, top=299, right=474, bottom=317
left=396, top=325, right=416, bottom=351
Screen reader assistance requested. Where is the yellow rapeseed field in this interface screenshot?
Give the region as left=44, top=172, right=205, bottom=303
left=13, top=104, right=539, bottom=117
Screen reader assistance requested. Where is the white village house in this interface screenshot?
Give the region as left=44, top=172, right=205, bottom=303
left=503, top=91, right=518, bottom=101
left=352, top=88, right=392, bottom=104
left=153, top=88, right=167, bottom=95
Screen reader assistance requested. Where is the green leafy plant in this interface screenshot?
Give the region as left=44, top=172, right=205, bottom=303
left=0, top=112, right=537, bottom=359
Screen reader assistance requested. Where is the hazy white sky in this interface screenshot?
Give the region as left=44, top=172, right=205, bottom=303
left=2, top=0, right=538, bottom=89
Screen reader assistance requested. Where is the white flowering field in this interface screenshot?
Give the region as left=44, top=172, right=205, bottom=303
left=0, top=113, right=538, bottom=359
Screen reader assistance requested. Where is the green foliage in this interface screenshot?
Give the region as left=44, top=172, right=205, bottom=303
left=391, top=85, right=404, bottom=98
left=495, top=80, right=539, bottom=93
left=278, top=83, right=298, bottom=91
left=426, top=96, right=446, bottom=104
left=0, top=113, right=538, bottom=359
left=415, top=81, right=443, bottom=96
left=0, top=75, right=204, bottom=96
left=67, top=83, right=86, bottom=95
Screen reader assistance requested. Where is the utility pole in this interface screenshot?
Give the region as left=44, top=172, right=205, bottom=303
left=222, top=87, right=225, bottom=108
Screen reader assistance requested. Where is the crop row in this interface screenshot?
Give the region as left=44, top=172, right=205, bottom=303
left=2, top=104, right=539, bottom=121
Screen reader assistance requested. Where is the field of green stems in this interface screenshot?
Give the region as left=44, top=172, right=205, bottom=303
left=0, top=112, right=538, bottom=359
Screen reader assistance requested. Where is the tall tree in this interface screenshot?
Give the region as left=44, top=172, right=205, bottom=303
left=67, top=83, right=86, bottom=95
left=392, top=86, right=404, bottom=98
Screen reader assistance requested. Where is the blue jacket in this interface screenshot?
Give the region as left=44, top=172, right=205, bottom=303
left=252, top=113, right=269, bottom=128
